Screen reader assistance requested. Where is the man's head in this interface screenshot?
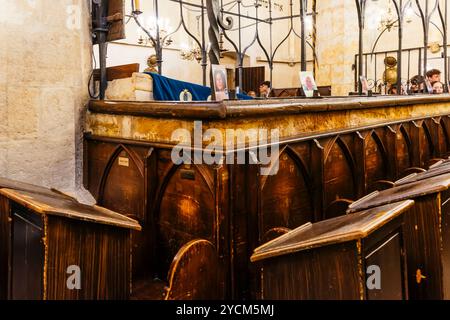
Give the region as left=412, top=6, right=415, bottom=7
left=259, top=81, right=271, bottom=96
left=426, top=69, right=441, bottom=83
left=410, top=75, right=425, bottom=92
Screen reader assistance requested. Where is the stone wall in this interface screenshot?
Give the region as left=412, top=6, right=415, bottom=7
left=0, top=0, right=92, bottom=195
left=316, top=0, right=359, bottom=95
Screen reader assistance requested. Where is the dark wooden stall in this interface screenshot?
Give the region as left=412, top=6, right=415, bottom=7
left=251, top=201, right=413, bottom=300
left=348, top=173, right=450, bottom=300
left=0, top=187, right=141, bottom=300
left=394, top=159, right=450, bottom=186
left=85, top=95, right=450, bottom=299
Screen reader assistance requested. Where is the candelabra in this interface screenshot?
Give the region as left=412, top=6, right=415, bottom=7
left=180, top=44, right=203, bottom=63
left=370, top=1, right=414, bottom=32
left=136, top=17, right=173, bottom=47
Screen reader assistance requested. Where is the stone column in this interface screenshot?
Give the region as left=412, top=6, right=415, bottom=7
left=316, top=0, right=359, bottom=96
left=0, top=0, right=92, bottom=196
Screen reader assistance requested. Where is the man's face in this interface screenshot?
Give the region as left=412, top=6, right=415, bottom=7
left=259, top=84, right=269, bottom=94
left=429, top=73, right=441, bottom=83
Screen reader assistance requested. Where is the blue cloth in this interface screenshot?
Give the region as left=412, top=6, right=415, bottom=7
left=145, top=72, right=253, bottom=101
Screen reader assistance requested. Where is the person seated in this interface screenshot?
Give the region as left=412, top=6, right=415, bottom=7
left=426, top=69, right=441, bottom=83
left=410, top=75, right=425, bottom=93
left=388, top=84, right=398, bottom=95
left=432, top=81, right=444, bottom=94
left=247, top=91, right=257, bottom=98
left=259, top=81, right=272, bottom=98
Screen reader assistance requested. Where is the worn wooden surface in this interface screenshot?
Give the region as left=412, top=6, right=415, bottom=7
left=0, top=177, right=77, bottom=202
left=0, top=189, right=141, bottom=231
left=252, top=201, right=413, bottom=262
left=348, top=174, right=450, bottom=211
left=89, top=95, right=450, bottom=119
left=251, top=202, right=410, bottom=300
left=395, top=161, right=450, bottom=186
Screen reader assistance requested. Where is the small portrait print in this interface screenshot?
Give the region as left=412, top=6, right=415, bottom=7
left=212, top=65, right=229, bottom=101
left=300, top=71, right=318, bottom=97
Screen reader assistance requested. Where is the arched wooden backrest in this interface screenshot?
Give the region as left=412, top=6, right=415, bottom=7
left=399, top=167, right=427, bottom=179
left=261, top=227, right=291, bottom=244
left=260, top=147, right=313, bottom=236
left=323, top=199, right=354, bottom=220
left=417, top=121, right=435, bottom=168
left=165, top=239, right=221, bottom=300
left=157, top=164, right=215, bottom=274
left=323, top=137, right=356, bottom=209
left=427, top=158, right=445, bottom=169
left=369, top=180, right=395, bottom=192
left=396, top=125, right=413, bottom=176
left=364, top=131, right=389, bottom=193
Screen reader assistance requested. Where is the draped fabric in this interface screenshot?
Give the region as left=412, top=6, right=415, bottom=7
left=145, top=72, right=253, bottom=101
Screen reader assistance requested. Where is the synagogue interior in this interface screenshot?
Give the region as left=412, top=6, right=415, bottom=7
left=2, top=0, right=450, bottom=301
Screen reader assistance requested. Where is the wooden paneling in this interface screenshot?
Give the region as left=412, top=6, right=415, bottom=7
left=84, top=113, right=450, bottom=300
left=0, top=196, right=10, bottom=300
left=259, top=242, right=361, bottom=300
left=11, top=207, right=44, bottom=300
left=46, top=216, right=131, bottom=300
left=93, top=63, right=140, bottom=82
left=403, top=196, right=443, bottom=299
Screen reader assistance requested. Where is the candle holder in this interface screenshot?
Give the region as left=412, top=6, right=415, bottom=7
left=132, top=0, right=142, bottom=15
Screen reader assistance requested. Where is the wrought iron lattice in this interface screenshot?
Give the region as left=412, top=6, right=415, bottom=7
left=130, top=0, right=317, bottom=90
left=355, top=0, right=449, bottom=94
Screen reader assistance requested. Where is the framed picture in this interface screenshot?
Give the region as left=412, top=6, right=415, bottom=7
left=212, top=64, right=229, bottom=101
left=360, top=76, right=369, bottom=94
left=300, top=71, right=318, bottom=98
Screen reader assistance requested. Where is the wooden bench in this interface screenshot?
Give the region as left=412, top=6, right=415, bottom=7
left=348, top=173, right=450, bottom=299
left=0, top=187, right=140, bottom=300
left=251, top=201, right=413, bottom=300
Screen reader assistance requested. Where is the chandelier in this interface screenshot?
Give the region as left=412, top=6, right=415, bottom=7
left=371, top=1, right=414, bottom=32
left=379, top=4, right=397, bottom=31
left=180, top=43, right=202, bottom=63
left=136, top=16, right=173, bottom=47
